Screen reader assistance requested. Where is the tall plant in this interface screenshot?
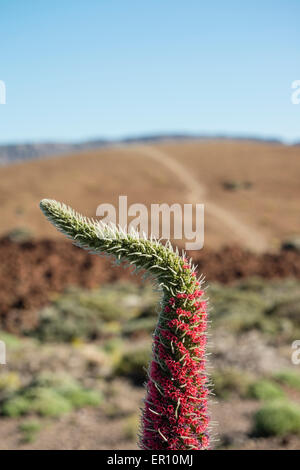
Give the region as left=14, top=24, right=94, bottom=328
left=40, top=199, right=210, bottom=450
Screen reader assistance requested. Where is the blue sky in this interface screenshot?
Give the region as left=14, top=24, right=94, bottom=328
left=0, top=0, right=299, bottom=144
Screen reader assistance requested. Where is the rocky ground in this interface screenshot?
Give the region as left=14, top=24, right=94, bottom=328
left=1, top=237, right=300, bottom=332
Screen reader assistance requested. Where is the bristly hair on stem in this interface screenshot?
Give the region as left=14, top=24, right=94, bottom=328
left=39, top=198, right=211, bottom=450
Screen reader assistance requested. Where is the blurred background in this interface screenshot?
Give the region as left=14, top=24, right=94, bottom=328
left=0, top=0, right=300, bottom=450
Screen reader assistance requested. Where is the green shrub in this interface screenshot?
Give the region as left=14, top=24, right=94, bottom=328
left=115, top=344, right=151, bottom=385
left=212, top=368, right=251, bottom=399
left=0, top=372, right=21, bottom=394
left=267, top=299, right=300, bottom=322
left=222, top=180, right=243, bottom=191
left=102, top=338, right=124, bottom=368
left=29, top=283, right=158, bottom=342
left=210, top=284, right=267, bottom=332
left=19, top=420, right=42, bottom=443
left=253, top=401, right=300, bottom=437
left=209, top=279, right=300, bottom=339
left=222, top=180, right=253, bottom=191
left=2, top=396, right=31, bottom=417
left=69, top=389, right=101, bottom=408
left=57, top=383, right=102, bottom=408
left=264, top=299, right=300, bottom=341
left=247, top=380, right=284, bottom=401
left=1, top=373, right=102, bottom=418
left=26, top=387, right=72, bottom=417
left=273, top=370, right=300, bottom=391
left=30, top=302, right=105, bottom=343
left=34, top=374, right=102, bottom=410
left=0, top=331, right=22, bottom=349
left=123, top=317, right=157, bottom=336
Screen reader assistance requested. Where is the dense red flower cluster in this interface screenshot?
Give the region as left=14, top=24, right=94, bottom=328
left=140, top=272, right=210, bottom=450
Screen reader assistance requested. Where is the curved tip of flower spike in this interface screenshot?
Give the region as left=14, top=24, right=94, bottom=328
left=39, top=199, right=74, bottom=234
left=40, top=198, right=58, bottom=214
left=40, top=199, right=75, bottom=223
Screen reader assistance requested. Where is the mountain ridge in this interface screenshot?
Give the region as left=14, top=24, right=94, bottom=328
left=0, top=133, right=288, bottom=166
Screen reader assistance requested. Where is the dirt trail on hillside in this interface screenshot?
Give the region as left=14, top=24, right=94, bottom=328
left=122, top=144, right=269, bottom=253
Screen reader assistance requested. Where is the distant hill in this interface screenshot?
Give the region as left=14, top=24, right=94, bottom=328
left=0, top=139, right=299, bottom=250
left=0, top=140, right=108, bottom=165
left=0, top=134, right=284, bottom=165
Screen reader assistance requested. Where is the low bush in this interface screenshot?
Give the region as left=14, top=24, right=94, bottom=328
left=26, top=387, right=72, bottom=417
left=0, top=372, right=21, bottom=395
left=247, top=379, right=284, bottom=401
left=0, top=373, right=102, bottom=418
left=2, top=396, right=31, bottom=418
left=210, top=279, right=300, bottom=340
left=115, top=344, right=151, bottom=385
left=212, top=368, right=252, bottom=399
left=273, top=370, right=300, bottom=391
left=253, top=400, right=300, bottom=437
left=19, top=420, right=42, bottom=443
left=29, top=283, right=158, bottom=343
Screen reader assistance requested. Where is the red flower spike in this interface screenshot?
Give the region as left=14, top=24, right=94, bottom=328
left=141, top=270, right=210, bottom=450
left=39, top=200, right=211, bottom=451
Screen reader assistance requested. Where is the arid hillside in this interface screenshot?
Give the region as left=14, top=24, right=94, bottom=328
left=1, top=140, right=300, bottom=451
left=0, top=139, right=299, bottom=251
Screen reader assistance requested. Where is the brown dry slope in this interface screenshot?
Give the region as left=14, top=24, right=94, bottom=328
left=0, top=139, right=299, bottom=250
left=122, top=144, right=268, bottom=252
left=155, top=139, right=300, bottom=250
